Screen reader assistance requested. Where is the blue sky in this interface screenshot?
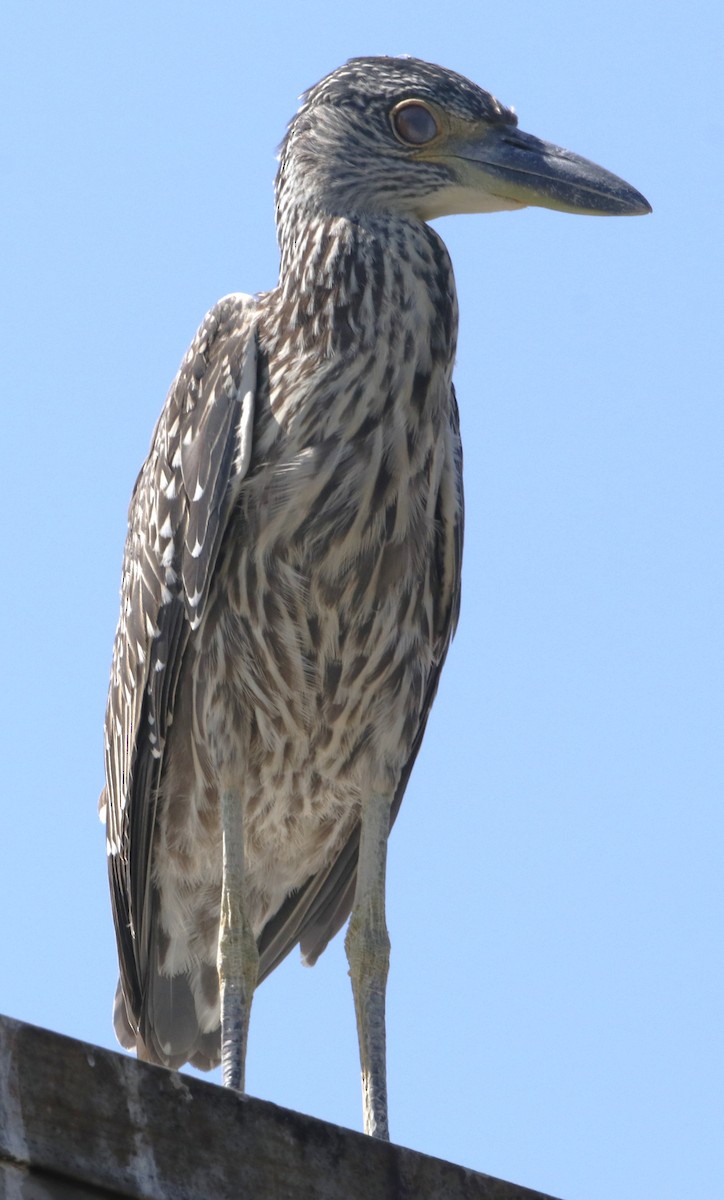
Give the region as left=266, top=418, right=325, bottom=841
left=1, top=3, right=722, bottom=1198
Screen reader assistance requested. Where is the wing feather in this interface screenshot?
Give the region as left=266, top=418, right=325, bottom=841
left=104, top=293, right=258, bottom=1027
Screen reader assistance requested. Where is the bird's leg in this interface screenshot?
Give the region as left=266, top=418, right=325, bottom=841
left=218, top=786, right=258, bottom=1091
left=345, top=789, right=392, bottom=1140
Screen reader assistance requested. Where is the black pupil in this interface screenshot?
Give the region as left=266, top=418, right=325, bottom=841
left=394, top=103, right=437, bottom=145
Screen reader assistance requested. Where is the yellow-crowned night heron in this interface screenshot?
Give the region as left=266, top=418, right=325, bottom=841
left=102, top=55, right=650, bottom=1139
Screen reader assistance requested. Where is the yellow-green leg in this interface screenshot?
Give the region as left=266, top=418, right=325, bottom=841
left=218, top=786, right=259, bottom=1091
left=345, top=790, right=392, bottom=1139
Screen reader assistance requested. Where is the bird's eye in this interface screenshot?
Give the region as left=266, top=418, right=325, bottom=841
left=391, top=102, right=439, bottom=146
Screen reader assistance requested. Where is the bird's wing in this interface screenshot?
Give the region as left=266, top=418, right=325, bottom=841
left=104, top=293, right=258, bottom=1027
left=257, top=385, right=464, bottom=979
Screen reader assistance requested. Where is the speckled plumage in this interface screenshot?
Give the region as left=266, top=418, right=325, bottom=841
left=105, top=60, right=463, bottom=1071
left=103, top=55, right=649, bottom=1120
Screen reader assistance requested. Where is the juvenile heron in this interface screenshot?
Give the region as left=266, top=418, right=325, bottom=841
left=103, top=55, right=649, bottom=1139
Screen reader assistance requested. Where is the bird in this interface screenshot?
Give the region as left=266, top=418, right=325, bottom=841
left=101, top=55, right=650, bottom=1140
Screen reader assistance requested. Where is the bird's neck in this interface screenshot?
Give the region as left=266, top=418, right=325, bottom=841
left=273, top=209, right=458, bottom=361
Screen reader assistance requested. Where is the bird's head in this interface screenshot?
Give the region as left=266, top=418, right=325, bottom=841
left=276, top=56, right=650, bottom=227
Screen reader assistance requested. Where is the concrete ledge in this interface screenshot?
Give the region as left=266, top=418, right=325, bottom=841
left=0, top=1014, right=563, bottom=1200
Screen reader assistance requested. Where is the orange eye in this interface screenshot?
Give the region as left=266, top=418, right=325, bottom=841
left=391, top=102, right=439, bottom=146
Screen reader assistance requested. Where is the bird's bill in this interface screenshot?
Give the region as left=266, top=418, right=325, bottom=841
left=434, top=124, right=651, bottom=217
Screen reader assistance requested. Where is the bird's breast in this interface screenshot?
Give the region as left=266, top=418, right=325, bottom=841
left=197, top=336, right=451, bottom=790
left=187, top=220, right=459, bottom=908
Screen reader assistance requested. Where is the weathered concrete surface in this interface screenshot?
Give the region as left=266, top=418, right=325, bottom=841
left=0, top=1014, right=563, bottom=1200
